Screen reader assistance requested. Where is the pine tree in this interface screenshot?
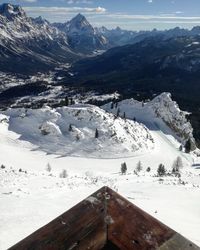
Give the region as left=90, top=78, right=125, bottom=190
left=60, top=169, right=68, bottom=178
left=46, top=163, right=51, bottom=172
left=136, top=161, right=142, bottom=172
left=123, top=112, right=126, bottom=119
left=116, top=108, right=120, bottom=117
left=70, top=97, right=75, bottom=105
left=65, top=96, right=69, bottom=106
left=111, top=102, right=114, bottom=109
left=157, top=164, right=166, bottom=177
left=142, top=101, right=144, bottom=107
left=121, top=162, right=127, bottom=175
left=95, top=128, right=99, bottom=138
left=185, top=139, right=191, bottom=153
left=172, top=156, right=183, bottom=173
left=69, top=124, right=73, bottom=132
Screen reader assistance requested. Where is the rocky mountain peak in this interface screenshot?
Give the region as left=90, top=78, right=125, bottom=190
left=73, top=13, right=86, bottom=22
left=33, top=16, right=49, bottom=26
left=0, top=3, right=26, bottom=20
left=67, top=13, right=94, bottom=34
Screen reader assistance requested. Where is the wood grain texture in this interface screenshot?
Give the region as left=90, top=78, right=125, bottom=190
left=9, top=188, right=107, bottom=250
left=106, top=187, right=199, bottom=250
left=9, top=186, right=200, bottom=250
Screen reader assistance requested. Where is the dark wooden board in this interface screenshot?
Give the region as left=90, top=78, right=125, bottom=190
left=9, top=188, right=107, bottom=250
left=9, top=186, right=200, bottom=250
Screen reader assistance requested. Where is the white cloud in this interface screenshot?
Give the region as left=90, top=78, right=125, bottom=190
left=67, top=0, right=93, bottom=4
left=175, top=11, right=184, bottom=15
left=148, top=0, right=153, bottom=3
left=23, top=5, right=200, bottom=31
left=104, top=13, right=200, bottom=21
left=24, top=6, right=106, bottom=14
left=20, top=0, right=37, bottom=2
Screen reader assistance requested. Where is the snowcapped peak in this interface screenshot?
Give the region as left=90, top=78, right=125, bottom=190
left=96, top=26, right=108, bottom=33
left=33, top=16, right=49, bottom=25
left=67, top=13, right=93, bottom=34
left=152, top=92, right=173, bottom=103
left=74, top=13, right=86, bottom=21
left=0, top=3, right=26, bottom=20
left=115, top=26, right=122, bottom=31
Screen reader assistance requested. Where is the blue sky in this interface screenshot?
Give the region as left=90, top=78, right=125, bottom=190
left=2, top=0, right=200, bottom=30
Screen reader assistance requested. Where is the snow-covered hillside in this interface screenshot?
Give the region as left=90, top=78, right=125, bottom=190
left=150, top=93, right=195, bottom=145
left=103, top=92, right=196, bottom=150
left=0, top=95, right=200, bottom=249
left=3, top=105, right=154, bottom=158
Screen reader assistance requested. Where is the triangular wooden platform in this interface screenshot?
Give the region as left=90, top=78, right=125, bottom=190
left=9, top=186, right=199, bottom=250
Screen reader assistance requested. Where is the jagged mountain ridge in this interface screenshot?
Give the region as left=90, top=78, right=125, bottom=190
left=0, top=3, right=79, bottom=74
left=70, top=35, right=200, bottom=79
left=53, top=13, right=109, bottom=53
left=1, top=3, right=200, bottom=74
left=95, top=25, right=200, bottom=47
left=103, top=92, right=196, bottom=150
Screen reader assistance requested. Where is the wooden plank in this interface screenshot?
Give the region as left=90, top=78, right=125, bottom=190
left=106, top=187, right=199, bottom=250
left=9, top=186, right=200, bottom=250
left=159, top=233, right=200, bottom=250
left=9, top=188, right=107, bottom=250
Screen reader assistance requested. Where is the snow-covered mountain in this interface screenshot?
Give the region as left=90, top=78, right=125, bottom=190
left=53, top=13, right=109, bottom=53
left=0, top=3, right=78, bottom=74
left=2, top=104, right=154, bottom=158
left=1, top=3, right=200, bottom=74
left=149, top=93, right=195, bottom=146
left=95, top=25, right=200, bottom=47
left=103, top=93, right=196, bottom=150
left=95, top=26, right=142, bottom=46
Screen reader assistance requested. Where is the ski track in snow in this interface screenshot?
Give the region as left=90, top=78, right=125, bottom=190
left=0, top=99, right=200, bottom=249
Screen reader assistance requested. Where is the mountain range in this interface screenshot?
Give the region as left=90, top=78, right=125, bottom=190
left=1, top=3, right=200, bottom=146
left=1, top=3, right=200, bottom=74
left=0, top=3, right=80, bottom=74
left=67, top=35, right=200, bottom=146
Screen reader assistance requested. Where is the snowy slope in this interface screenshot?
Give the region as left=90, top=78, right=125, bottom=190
left=3, top=105, right=154, bottom=158
left=0, top=96, right=200, bottom=249
left=103, top=92, right=196, bottom=150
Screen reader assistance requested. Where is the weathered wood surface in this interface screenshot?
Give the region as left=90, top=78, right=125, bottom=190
left=9, top=188, right=107, bottom=250
left=9, top=186, right=200, bottom=250
left=106, top=187, right=199, bottom=250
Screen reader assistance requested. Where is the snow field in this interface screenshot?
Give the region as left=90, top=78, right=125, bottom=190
left=0, top=94, right=200, bottom=249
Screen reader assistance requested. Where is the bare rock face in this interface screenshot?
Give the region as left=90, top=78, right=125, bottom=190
left=103, top=92, right=196, bottom=151
left=0, top=3, right=26, bottom=20
left=151, top=93, right=196, bottom=148
left=0, top=3, right=78, bottom=74
left=54, top=13, right=109, bottom=54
